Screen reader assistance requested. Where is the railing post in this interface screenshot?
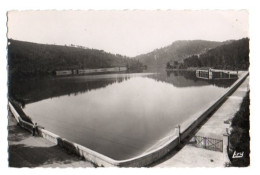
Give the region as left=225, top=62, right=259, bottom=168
left=175, top=125, right=181, bottom=143
left=223, top=132, right=231, bottom=166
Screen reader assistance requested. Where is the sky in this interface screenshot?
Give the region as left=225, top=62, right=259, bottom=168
left=7, top=10, right=248, bottom=57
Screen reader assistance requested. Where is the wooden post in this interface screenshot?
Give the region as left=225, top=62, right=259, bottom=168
left=203, top=137, right=207, bottom=148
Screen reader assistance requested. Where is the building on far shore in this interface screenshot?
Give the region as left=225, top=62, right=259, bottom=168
left=55, top=66, right=127, bottom=76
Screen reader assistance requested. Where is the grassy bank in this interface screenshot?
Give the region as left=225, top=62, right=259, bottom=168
left=228, top=91, right=250, bottom=167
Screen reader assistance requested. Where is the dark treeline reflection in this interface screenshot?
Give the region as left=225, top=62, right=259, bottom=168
left=9, top=71, right=236, bottom=107
left=148, top=70, right=237, bottom=88
left=8, top=74, right=129, bottom=106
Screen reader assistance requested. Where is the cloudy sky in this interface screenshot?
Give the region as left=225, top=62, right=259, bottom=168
left=7, top=10, right=248, bottom=57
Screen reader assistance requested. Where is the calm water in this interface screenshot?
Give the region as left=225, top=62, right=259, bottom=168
left=9, top=71, right=236, bottom=160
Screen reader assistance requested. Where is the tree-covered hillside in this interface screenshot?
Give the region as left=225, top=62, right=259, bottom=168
left=8, top=39, right=143, bottom=76
left=135, top=40, right=226, bottom=70
left=179, top=38, right=249, bottom=70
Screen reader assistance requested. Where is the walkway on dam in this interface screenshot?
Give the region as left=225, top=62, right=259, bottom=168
left=153, top=75, right=249, bottom=167
left=8, top=113, right=94, bottom=168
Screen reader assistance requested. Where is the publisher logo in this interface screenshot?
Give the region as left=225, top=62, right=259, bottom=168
left=232, top=151, right=244, bottom=158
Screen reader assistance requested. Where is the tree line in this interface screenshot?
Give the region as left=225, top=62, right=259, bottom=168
left=8, top=39, right=144, bottom=76
left=136, top=40, right=224, bottom=70
left=166, top=38, right=249, bottom=70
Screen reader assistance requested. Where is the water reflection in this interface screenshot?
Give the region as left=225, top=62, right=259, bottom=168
left=162, top=70, right=237, bottom=88
left=9, top=74, right=135, bottom=106
left=9, top=71, right=236, bottom=106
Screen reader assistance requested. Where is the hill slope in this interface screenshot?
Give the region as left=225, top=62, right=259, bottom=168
left=181, top=38, right=249, bottom=70
left=8, top=39, right=143, bottom=75
left=135, top=40, right=226, bottom=70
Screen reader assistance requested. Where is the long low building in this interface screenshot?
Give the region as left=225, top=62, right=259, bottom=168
left=56, top=67, right=127, bottom=76
left=55, top=70, right=73, bottom=76
left=196, top=68, right=238, bottom=80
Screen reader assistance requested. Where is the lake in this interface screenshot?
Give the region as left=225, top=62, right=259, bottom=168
left=9, top=71, right=236, bottom=160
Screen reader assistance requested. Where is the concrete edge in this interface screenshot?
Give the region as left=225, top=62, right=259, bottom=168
left=9, top=100, right=181, bottom=167
left=180, top=72, right=249, bottom=138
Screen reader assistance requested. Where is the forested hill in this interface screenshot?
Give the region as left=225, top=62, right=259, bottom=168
left=135, top=40, right=227, bottom=70
left=8, top=39, right=143, bottom=76
left=180, top=38, right=249, bottom=70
